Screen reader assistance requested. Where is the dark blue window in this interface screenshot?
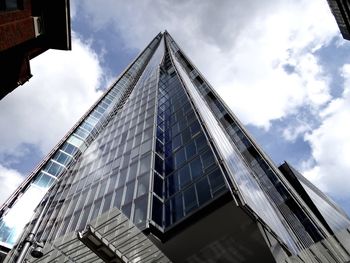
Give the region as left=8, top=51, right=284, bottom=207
left=179, top=166, right=191, bottom=189
left=152, top=196, right=163, bottom=226
left=155, top=154, right=163, bottom=175
left=195, top=134, right=207, bottom=151
left=196, top=177, right=211, bottom=205
left=154, top=173, right=163, bottom=197
left=184, top=186, right=197, bottom=214
left=172, top=134, right=182, bottom=150
left=182, top=128, right=191, bottom=144
left=171, top=194, right=183, bottom=222
left=190, top=157, right=202, bottom=179
left=201, top=150, right=216, bottom=170
left=156, top=140, right=164, bottom=156
left=175, top=148, right=186, bottom=168
left=190, top=120, right=201, bottom=136
left=185, top=141, right=196, bottom=159
left=208, top=168, right=226, bottom=195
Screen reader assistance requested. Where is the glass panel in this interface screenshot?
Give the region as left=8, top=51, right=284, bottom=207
left=196, top=177, right=212, bottom=205
left=179, top=166, right=191, bottom=189
left=171, top=194, right=183, bottom=223
left=183, top=186, right=197, bottom=214
left=124, top=182, right=135, bottom=204
left=190, top=157, right=202, bottom=179
left=153, top=173, right=163, bottom=197
left=152, top=196, right=163, bottom=226
left=33, top=172, right=56, bottom=189
left=171, top=47, right=299, bottom=253
left=0, top=186, right=46, bottom=246
left=134, top=196, right=148, bottom=227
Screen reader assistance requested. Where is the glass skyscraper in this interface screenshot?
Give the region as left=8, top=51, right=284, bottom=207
left=1, top=32, right=350, bottom=263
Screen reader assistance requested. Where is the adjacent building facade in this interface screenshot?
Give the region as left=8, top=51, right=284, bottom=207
left=2, top=32, right=350, bottom=263
left=327, top=0, right=350, bottom=40
left=0, top=0, right=71, bottom=99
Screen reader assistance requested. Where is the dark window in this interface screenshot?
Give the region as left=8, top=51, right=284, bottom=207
left=195, top=134, right=207, bottom=152
left=152, top=196, right=163, bottom=226
left=201, top=150, right=216, bottom=170
left=196, top=177, right=212, bottom=205
left=185, top=141, right=196, bottom=159
left=179, top=166, right=191, bottom=189
left=154, top=173, right=163, bottom=197
left=182, top=128, right=191, bottom=143
left=172, top=134, right=182, bottom=150
left=184, top=186, right=197, bottom=214
left=208, top=169, right=226, bottom=195
left=167, top=173, right=179, bottom=197
left=0, top=0, right=19, bottom=11
left=190, top=157, right=202, bottom=179
left=155, top=154, right=163, bottom=175
left=171, top=194, right=183, bottom=223
left=174, top=148, right=186, bottom=168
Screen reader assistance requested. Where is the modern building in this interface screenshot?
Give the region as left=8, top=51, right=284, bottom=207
left=1, top=32, right=350, bottom=263
left=0, top=0, right=71, bottom=100
left=327, top=0, right=350, bottom=40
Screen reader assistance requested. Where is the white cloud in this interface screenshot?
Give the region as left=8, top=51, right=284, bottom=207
left=0, top=33, right=103, bottom=158
left=76, top=0, right=338, bottom=129
left=283, top=122, right=311, bottom=142
left=303, top=64, right=350, bottom=200
left=0, top=165, right=23, bottom=205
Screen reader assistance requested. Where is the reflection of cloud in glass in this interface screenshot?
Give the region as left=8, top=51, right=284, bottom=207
left=170, top=47, right=299, bottom=253
left=1, top=185, right=45, bottom=245
left=301, top=182, right=350, bottom=232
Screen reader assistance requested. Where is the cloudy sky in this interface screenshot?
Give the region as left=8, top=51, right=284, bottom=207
left=1, top=0, right=350, bottom=215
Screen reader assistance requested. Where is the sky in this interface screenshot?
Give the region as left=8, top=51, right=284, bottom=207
left=1, top=0, right=350, bottom=216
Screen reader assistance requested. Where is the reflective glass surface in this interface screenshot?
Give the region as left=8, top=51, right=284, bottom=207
left=301, top=181, right=350, bottom=233
left=166, top=34, right=300, bottom=253
left=33, top=36, right=165, bottom=243
left=151, top=47, right=228, bottom=230
left=0, top=34, right=163, bottom=249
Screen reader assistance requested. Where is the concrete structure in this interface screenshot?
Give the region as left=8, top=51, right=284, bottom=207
left=0, top=0, right=71, bottom=99
left=2, top=32, right=350, bottom=263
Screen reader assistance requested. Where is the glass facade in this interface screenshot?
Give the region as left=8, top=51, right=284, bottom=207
left=151, top=47, right=228, bottom=230
left=4, top=31, right=350, bottom=263
left=0, top=33, right=163, bottom=249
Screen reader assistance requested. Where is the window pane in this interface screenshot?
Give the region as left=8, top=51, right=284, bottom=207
left=208, top=168, right=226, bottom=195
left=184, top=186, right=197, bottom=214
left=171, top=194, right=183, bottom=223
left=190, top=157, right=202, bottom=179
left=196, top=177, right=212, bottom=205
left=134, top=196, right=148, bottom=227
left=123, top=182, right=135, bottom=204
left=153, top=173, right=163, bottom=197
left=174, top=148, right=186, bottom=168
left=152, top=196, right=163, bottom=226
left=179, top=166, right=191, bottom=189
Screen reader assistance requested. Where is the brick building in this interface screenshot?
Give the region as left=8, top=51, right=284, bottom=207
left=0, top=0, right=71, bottom=100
